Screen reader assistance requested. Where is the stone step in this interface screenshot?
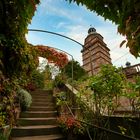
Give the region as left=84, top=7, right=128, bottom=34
left=31, top=94, right=53, bottom=98
left=28, top=106, right=56, bottom=111
left=31, top=100, right=54, bottom=103
left=18, top=117, right=57, bottom=126
left=31, top=97, right=53, bottom=100
left=31, top=92, right=53, bottom=96
left=31, top=95, right=53, bottom=99
left=31, top=92, right=52, bottom=95
left=31, top=102, right=54, bottom=106
left=12, top=89, right=64, bottom=139
left=12, top=134, right=64, bottom=140
left=32, top=99, right=54, bottom=103
left=11, top=125, right=60, bottom=137
left=31, top=90, right=52, bottom=94
left=20, top=111, right=57, bottom=118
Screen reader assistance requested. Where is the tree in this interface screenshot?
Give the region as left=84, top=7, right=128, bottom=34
left=67, top=0, right=140, bottom=57
left=30, top=69, right=45, bottom=89
left=62, top=60, right=87, bottom=81
left=42, top=65, right=54, bottom=90
left=89, top=65, right=125, bottom=115
left=123, top=76, right=140, bottom=114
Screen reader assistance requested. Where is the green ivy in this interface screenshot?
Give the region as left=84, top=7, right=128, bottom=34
left=0, top=0, right=40, bottom=127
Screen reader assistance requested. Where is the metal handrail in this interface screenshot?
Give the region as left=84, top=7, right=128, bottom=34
left=57, top=83, right=140, bottom=140
left=65, top=102, right=93, bottom=140
left=77, top=120, right=139, bottom=140
left=64, top=102, right=139, bottom=140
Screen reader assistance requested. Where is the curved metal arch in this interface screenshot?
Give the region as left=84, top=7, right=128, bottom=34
left=28, top=29, right=84, bottom=47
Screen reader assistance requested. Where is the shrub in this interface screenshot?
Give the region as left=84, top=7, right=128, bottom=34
left=25, top=83, right=37, bottom=91
left=0, top=126, right=11, bottom=140
left=0, top=133, right=8, bottom=140
left=57, top=116, right=85, bottom=135
left=55, top=92, right=67, bottom=106
left=17, top=89, right=32, bottom=111
left=54, top=74, right=65, bottom=88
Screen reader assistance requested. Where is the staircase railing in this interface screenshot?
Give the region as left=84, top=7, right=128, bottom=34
left=55, top=83, right=140, bottom=140
left=65, top=102, right=93, bottom=140
left=65, top=101, right=139, bottom=140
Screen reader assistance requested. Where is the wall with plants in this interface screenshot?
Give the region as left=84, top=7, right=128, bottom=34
left=55, top=65, right=140, bottom=139
left=0, top=0, right=40, bottom=127
left=0, top=0, right=68, bottom=128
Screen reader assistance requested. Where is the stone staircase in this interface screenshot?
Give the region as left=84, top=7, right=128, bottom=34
left=11, top=90, right=64, bottom=140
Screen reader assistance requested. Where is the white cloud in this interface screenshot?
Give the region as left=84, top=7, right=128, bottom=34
left=39, top=0, right=84, bottom=24
left=29, top=0, right=140, bottom=67
left=55, top=22, right=67, bottom=29
left=63, top=23, right=140, bottom=67
left=65, top=25, right=87, bottom=44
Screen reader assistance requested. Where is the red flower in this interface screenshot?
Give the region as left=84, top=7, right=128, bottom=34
left=35, top=45, right=68, bottom=68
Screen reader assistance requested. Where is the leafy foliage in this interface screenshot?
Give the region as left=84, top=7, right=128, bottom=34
left=61, top=60, right=87, bottom=81
left=17, top=89, right=32, bottom=111
left=123, top=76, right=140, bottom=114
left=0, top=0, right=39, bottom=36
left=29, top=69, right=45, bottom=89
left=57, top=115, right=85, bottom=135
left=35, top=45, right=68, bottom=68
left=54, top=74, right=66, bottom=88
left=0, top=125, right=11, bottom=140
left=0, top=37, right=37, bottom=78
left=0, top=73, right=17, bottom=127
left=55, top=91, right=67, bottom=106
left=135, top=76, right=140, bottom=93
left=42, top=65, right=54, bottom=90
left=0, top=0, right=68, bottom=127
left=89, top=65, right=125, bottom=115
left=67, top=0, right=140, bottom=57
left=89, top=65, right=125, bottom=95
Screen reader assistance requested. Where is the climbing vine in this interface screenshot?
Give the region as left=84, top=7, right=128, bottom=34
left=0, top=0, right=68, bottom=127
left=35, top=45, right=68, bottom=68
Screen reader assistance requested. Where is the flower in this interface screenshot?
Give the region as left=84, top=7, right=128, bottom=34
left=35, top=45, right=69, bottom=68
left=57, top=116, right=85, bottom=135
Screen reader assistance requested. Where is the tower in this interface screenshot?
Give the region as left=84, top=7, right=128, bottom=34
left=81, top=27, right=112, bottom=76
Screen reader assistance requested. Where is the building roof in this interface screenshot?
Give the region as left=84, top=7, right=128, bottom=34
left=88, top=27, right=96, bottom=34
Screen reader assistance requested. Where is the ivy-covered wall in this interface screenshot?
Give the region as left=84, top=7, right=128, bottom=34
left=0, top=0, right=40, bottom=127
left=0, top=0, right=69, bottom=127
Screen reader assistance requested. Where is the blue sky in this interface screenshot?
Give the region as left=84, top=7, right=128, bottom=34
left=26, top=0, right=140, bottom=67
